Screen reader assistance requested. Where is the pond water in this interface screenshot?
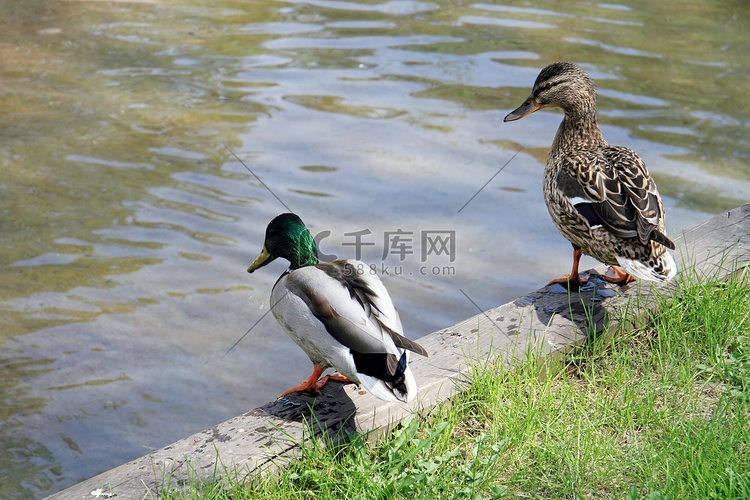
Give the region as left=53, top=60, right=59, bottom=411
left=1, top=0, right=749, bottom=497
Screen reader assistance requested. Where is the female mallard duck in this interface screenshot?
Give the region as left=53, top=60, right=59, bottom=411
left=247, top=213, right=428, bottom=403
left=504, top=62, right=677, bottom=288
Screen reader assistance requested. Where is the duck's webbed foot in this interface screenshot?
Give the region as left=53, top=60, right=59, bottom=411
left=278, top=364, right=326, bottom=398
left=314, top=372, right=352, bottom=390
left=547, top=247, right=589, bottom=290
left=278, top=366, right=354, bottom=398
left=546, top=273, right=590, bottom=290
left=602, top=266, right=636, bottom=285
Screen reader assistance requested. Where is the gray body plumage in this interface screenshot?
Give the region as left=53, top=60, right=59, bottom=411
left=272, top=259, right=426, bottom=402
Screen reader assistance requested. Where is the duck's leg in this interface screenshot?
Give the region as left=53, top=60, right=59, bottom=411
left=278, top=364, right=326, bottom=398
left=547, top=247, right=589, bottom=290
left=602, top=266, right=636, bottom=285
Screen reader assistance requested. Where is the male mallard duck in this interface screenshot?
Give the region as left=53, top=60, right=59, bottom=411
left=247, top=213, right=428, bottom=403
left=504, top=62, right=677, bottom=288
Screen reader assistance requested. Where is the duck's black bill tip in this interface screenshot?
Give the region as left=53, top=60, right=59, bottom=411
left=504, top=99, right=541, bottom=122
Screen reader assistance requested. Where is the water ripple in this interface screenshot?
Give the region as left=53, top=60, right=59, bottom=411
left=457, top=16, right=557, bottom=29
left=264, top=34, right=459, bottom=50
left=283, top=0, right=437, bottom=14
left=65, top=154, right=154, bottom=170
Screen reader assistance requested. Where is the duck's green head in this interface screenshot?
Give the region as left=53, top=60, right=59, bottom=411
left=247, top=213, right=319, bottom=273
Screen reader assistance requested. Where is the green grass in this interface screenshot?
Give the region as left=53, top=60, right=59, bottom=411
left=161, top=267, right=750, bottom=499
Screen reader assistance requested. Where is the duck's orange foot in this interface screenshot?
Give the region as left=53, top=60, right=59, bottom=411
left=278, top=379, right=320, bottom=398
left=546, top=273, right=590, bottom=290
left=278, top=366, right=354, bottom=398
left=278, top=364, right=325, bottom=398
left=602, top=267, right=636, bottom=285
left=314, top=372, right=352, bottom=390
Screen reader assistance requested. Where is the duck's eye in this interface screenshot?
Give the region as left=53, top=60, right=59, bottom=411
left=544, top=82, right=553, bottom=90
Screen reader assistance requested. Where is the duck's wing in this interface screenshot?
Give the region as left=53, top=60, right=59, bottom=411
left=560, top=147, right=675, bottom=249
left=285, top=261, right=428, bottom=358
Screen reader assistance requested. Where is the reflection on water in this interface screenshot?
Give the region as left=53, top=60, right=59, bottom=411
left=1, top=0, right=749, bottom=497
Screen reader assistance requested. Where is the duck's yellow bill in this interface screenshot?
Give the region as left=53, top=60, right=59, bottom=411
left=504, top=98, right=542, bottom=122
left=247, top=247, right=274, bottom=273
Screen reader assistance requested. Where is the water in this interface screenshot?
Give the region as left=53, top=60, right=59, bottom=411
left=1, top=0, right=748, bottom=497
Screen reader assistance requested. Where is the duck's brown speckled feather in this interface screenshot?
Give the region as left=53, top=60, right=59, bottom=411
left=556, top=146, right=674, bottom=248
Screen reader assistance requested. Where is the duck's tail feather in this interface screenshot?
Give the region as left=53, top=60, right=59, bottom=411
left=616, top=250, right=677, bottom=282
left=353, top=351, right=418, bottom=403
left=649, top=229, right=676, bottom=250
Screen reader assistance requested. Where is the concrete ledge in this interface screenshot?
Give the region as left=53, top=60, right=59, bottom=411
left=46, top=204, right=750, bottom=500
